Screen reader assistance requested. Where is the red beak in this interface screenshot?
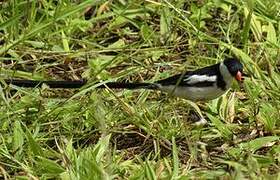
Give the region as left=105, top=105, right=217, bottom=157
left=235, top=71, right=242, bottom=82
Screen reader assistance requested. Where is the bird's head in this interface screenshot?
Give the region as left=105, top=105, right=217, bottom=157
left=223, top=58, right=244, bottom=82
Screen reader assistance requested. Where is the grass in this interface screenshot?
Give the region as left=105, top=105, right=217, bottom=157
left=0, top=0, right=280, bottom=179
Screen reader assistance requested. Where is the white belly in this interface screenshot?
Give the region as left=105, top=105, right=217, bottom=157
left=158, top=84, right=229, bottom=101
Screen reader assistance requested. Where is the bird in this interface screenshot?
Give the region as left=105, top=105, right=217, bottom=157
left=100, top=58, right=244, bottom=101
left=3, top=58, right=244, bottom=102
left=3, top=58, right=244, bottom=125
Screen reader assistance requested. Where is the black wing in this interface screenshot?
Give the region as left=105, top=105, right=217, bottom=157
left=155, top=63, right=220, bottom=87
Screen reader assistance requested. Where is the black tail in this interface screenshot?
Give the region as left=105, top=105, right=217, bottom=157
left=98, top=82, right=158, bottom=90
left=3, top=79, right=86, bottom=88
left=3, top=79, right=158, bottom=90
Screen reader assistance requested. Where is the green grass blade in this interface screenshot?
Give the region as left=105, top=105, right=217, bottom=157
left=171, top=136, right=179, bottom=179
left=206, top=113, right=233, bottom=140
left=22, top=123, right=44, bottom=157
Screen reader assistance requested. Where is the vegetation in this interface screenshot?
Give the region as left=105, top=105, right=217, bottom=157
left=0, top=0, right=279, bottom=179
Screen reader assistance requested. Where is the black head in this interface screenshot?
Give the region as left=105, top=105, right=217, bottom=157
left=223, top=58, right=243, bottom=81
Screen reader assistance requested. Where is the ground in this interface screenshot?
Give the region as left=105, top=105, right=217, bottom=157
left=0, top=0, right=280, bottom=179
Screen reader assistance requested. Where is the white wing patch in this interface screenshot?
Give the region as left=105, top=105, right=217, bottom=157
left=184, top=75, right=217, bottom=84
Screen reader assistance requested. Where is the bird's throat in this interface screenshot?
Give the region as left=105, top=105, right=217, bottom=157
left=219, top=62, right=233, bottom=89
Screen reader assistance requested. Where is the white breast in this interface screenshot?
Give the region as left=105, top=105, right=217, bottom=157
left=158, top=84, right=228, bottom=101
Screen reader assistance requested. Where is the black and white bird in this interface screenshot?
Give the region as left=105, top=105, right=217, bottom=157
left=99, top=58, right=244, bottom=101
left=3, top=58, right=243, bottom=101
